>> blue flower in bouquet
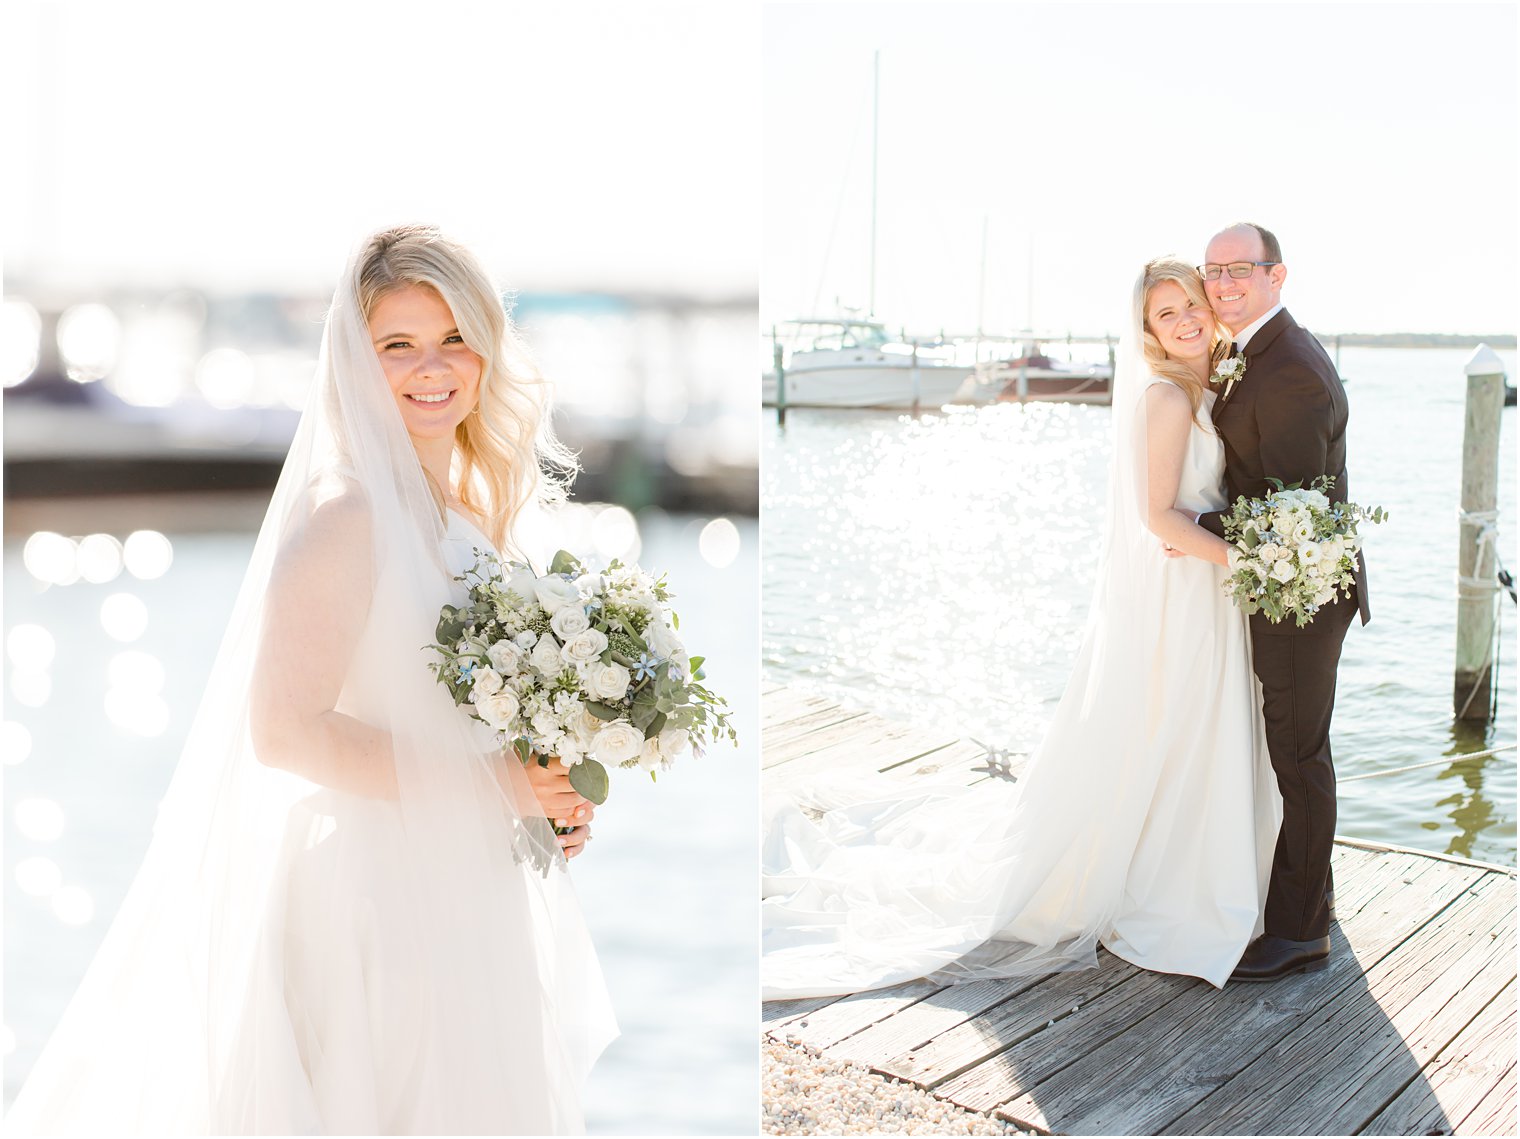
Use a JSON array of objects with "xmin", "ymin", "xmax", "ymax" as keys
[{"xmin": 633, "ymin": 653, "xmax": 660, "ymax": 681}]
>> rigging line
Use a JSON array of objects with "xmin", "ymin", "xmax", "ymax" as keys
[
  {"xmin": 1337, "ymin": 743, "xmax": 1516, "ymax": 783},
  {"xmin": 807, "ymin": 83, "xmax": 872, "ymax": 320}
]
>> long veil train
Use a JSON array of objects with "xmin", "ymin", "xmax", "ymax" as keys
[
  {"xmin": 8, "ymin": 234, "xmax": 616, "ymax": 1135},
  {"xmin": 762, "ymin": 298, "xmax": 1278, "ymax": 1000}
]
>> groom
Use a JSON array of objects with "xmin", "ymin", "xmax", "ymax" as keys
[{"xmin": 1195, "ymin": 222, "xmax": 1371, "ymax": 982}]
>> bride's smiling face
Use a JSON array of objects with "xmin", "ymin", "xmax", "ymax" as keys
[
  {"xmin": 1145, "ymin": 280, "xmax": 1213, "ymax": 364},
  {"xmin": 368, "ymin": 284, "xmax": 483, "ymax": 443}
]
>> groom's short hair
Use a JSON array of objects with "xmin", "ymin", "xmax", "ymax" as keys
[{"xmin": 1228, "ymin": 222, "xmax": 1282, "ymax": 264}]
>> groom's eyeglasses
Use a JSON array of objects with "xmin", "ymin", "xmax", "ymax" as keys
[{"xmin": 1199, "ymin": 261, "xmax": 1281, "ymax": 280}]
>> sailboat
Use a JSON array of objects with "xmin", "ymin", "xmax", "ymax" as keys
[{"xmin": 762, "ymin": 53, "xmax": 978, "ymax": 411}]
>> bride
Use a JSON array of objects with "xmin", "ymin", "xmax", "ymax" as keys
[
  {"xmin": 7, "ymin": 226, "xmax": 618, "ymax": 1134},
  {"xmin": 762, "ymin": 258, "xmax": 1281, "ymax": 998}
]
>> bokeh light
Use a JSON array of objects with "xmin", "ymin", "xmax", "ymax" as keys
[
  {"xmin": 123, "ymin": 530, "xmax": 174, "ymax": 579},
  {"xmin": 1, "ymin": 721, "xmax": 33, "ymax": 766},
  {"xmin": 22, "ymin": 532, "xmax": 79, "ymax": 586},
  {"xmin": 56, "ymin": 302, "xmax": 119, "ymax": 382},
  {"xmin": 107, "ymin": 650, "xmax": 165, "ymax": 696},
  {"xmin": 100, "ymin": 593, "xmax": 149, "ymax": 642},
  {"xmin": 592, "ymin": 505, "xmax": 641, "ymax": 561},
  {"xmin": 698, "ymin": 517, "xmax": 741, "ymax": 569},
  {"xmin": 7, "ymin": 623, "xmax": 57, "ymax": 669},
  {"xmin": 51, "ymin": 885, "xmax": 95, "ymax": 926},
  {"xmin": 103, "ymin": 690, "xmax": 171, "ymax": 738},
  {"xmin": 14, "ymin": 797, "xmax": 66, "ymax": 842},
  {"xmin": 195, "ymin": 347, "xmax": 257, "ymax": 409},
  {"xmin": 1, "ymin": 299, "xmax": 41, "ymax": 387},
  {"xmin": 15, "ymin": 856, "xmax": 63, "ymax": 898},
  {"xmin": 76, "ymin": 533, "xmax": 125, "ymax": 584}
]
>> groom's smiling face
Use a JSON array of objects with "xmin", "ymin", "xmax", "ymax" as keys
[{"xmin": 1204, "ymin": 225, "xmax": 1286, "ymax": 334}]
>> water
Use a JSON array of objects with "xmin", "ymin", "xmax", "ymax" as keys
[
  {"xmin": 3, "ymin": 510, "xmax": 758, "ymax": 1135},
  {"xmin": 763, "ymin": 346, "xmax": 1517, "ymax": 867}
]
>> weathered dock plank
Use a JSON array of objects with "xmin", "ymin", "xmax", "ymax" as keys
[
  {"xmin": 770, "ymin": 978, "xmax": 943, "ymax": 1051},
  {"xmin": 986, "ymin": 850, "xmax": 1482, "ymax": 1134},
  {"xmin": 760, "ymin": 686, "xmax": 1518, "ymax": 1136},
  {"xmin": 1361, "ymin": 979, "xmax": 1516, "ymax": 1135}
]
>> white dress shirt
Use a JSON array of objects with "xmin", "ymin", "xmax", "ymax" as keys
[{"xmin": 1232, "ymin": 302, "xmax": 1283, "ymax": 352}]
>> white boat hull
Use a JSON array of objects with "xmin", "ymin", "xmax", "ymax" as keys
[{"xmin": 761, "ymin": 359, "xmax": 981, "ymax": 409}]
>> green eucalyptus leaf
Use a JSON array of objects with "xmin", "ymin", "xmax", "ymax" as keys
[{"xmin": 568, "ymin": 759, "xmax": 609, "ymax": 805}]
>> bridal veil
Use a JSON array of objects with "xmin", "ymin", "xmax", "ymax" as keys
[
  {"xmin": 7, "ymin": 229, "xmax": 616, "ymax": 1134},
  {"xmin": 761, "ymin": 270, "xmax": 1232, "ymax": 998}
]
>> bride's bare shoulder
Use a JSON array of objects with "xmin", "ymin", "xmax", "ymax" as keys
[{"xmin": 1144, "ymin": 375, "xmax": 1190, "ymax": 408}]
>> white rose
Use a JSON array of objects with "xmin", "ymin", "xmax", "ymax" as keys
[
  {"xmin": 474, "ymin": 688, "xmax": 520, "ymax": 730},
  {"xmin": 471, "ymin": 666, "xmax": 503, "ymax": 696},
  {"xmin": 590, "ymin": 721, "xmax": 644, "ymax": 765},
  {"xmin": 572, "ymin": 707, "xmax": 602, "ymax": 746},
  {"xmin": 1258, "ymin": 543, "xmax": 1282, "ymax": 564},
  {"xmin": 587, "ymin": 661, "xmax": 631, "ymax": 701},
  {"xmin": 550, "ymin": 605, "xmax": 591, "ymax": 640},
  {"xmin": 486, "ymin": 639, "xmax": 523, "ymax": 674},
  {"xmin": 657, "ymin": 726, "xmax": 691, "ymax": 759},
  {"xmin": 637, "ymin": 735, "xmax": 663, "ymax": 772},
  {"xmin": 1270, "ymin": 560, "xmax": 1297, "ymax": 583},
  {"xmin": 505, "ymin": 565, "xmax": 539, "ymax": 604},
  {"xmin": 561, "ymin": 628, "xmax": 609, "ymax": 665},
  {"xmin": 1304, "ymin": 489, "xmax": 1331, "ymax": 510},
  {"xmin": 1320, "ymin": 536, "xmax": 1346, "ymax": 565},
  {"xmin": 646, "ymin": 618, "xmax": 685, "ymax": 662},
  {"xmin": 514, "ymin": 630, "xmax": 538, "ymax": 649},
  {"xmin": 530, "ymin": 635, "xmax": 565, "ymax": 676},
  {"xmin": 534, "ymin": 576, "xmax": 581, "ymax": 615}
]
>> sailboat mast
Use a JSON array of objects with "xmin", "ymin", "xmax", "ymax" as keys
[{"xmin": 869, "ymin": 49, "xmax": 879, "ymax": 318}]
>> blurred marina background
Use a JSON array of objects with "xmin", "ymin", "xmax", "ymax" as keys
[
  {"xmin": 3, "ymin": 2, "xmax": 758, "ymax": 1133},
  {"xmin": 763, "ymin": 3, "xmax": 1517, "ymax": 865}
]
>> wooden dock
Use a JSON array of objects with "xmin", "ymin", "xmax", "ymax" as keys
[{"xmin": 762, "ymin": 685, "xmax": 1517, "ymax": 1136}]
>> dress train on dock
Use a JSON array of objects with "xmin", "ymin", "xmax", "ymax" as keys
[{"xmin": 762, "ymin": 378, "xmax": 1281, "ymax": 999}]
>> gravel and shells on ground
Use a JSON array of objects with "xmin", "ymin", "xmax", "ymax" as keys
[{"xmin": 762, "ymin": 1037, "xmax": 1032, "ymax": 1135}]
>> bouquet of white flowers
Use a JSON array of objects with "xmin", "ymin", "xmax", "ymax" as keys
[
  {"xmin": 1221, "ymin": 476, "xmax": 1386, "ymax": 628},
  {"xmin": 427, "ymin": 549, "xmax": 735, "ymax": 804}
]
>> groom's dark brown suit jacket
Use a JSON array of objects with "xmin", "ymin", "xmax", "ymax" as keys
[{"xmin": 1198, "ymin": 307, "xmax": 1371, "ymax": 630}]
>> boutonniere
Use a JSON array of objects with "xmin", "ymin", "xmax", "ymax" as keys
[{"xmin": 1213, "ymin": 354, "xmax": 1247, "ymax": 400}]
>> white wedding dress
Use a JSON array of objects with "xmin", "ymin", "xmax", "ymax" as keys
[
  {"xmin": 216, "ymin": 508, "xmax": 616, "ymax": 1134},
  {"xmin": 7, "ymin": 235, "xmax": 616, "ymax": 1137},
  {"xmin": 762, "ymin": 379, "xmax": 1281, "ymax": 998}
]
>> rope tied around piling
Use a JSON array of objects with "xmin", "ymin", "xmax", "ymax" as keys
[{"xmin": 1456, "ymin": 507, "xmax": 1506, "ymax": 600}]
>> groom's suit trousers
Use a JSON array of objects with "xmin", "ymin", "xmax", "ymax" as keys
[
  {"xmin": 1250, "ymin": 594, "xmax": 1355, "ymax": 941},
  {"xmin": 1200, "ymin": 307, "xmax": 1368, "ymax": 945}
]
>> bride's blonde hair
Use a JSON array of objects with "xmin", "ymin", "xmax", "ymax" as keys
[
  {"xmin": 356, "ymin": 224, "xmax": 577, "ymax": 551},
  {"xmin": 1134, "ymin": 257, "xmax": 1230, "ymax": 426}
]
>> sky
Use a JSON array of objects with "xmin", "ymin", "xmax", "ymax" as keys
[
  {"xmin": 3, "ymin": 2, "xmax": 759, "ymax": 297},
  {"xmin": 762, "ymin": 1, "xmax": 1519, "ymax": 337}
]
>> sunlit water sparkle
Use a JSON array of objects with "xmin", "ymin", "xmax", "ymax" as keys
[
  {"xmin": 3, "ymin": 513, "xmax": 758, "ymax": 1135},
  {"xmin": 764, "ymin": 346, "xmax": 1516, "ymax": 867}
]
